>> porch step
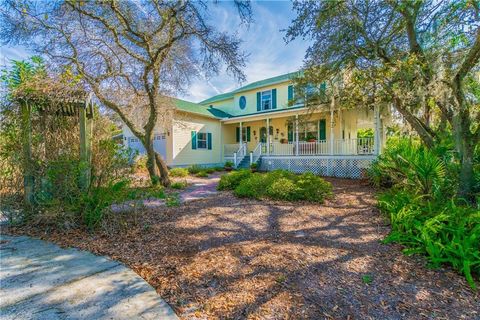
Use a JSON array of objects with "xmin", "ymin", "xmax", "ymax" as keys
[{"xmin": 236, "ymin": 156, "xmax": 251, "ymax": 169}]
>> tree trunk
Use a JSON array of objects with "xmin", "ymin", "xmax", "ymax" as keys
[
  {"xmin": 143, "ymin": 135, "xmax": 160, "ymax": 185},
  {"xmin": 458, "ymin": 138, "xmax": 475, "ymax": 202},
  {"xmin": 154, "ymin": 152, "xmax": 171, "ymax": 187}
]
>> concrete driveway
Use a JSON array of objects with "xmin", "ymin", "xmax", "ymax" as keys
[{"xmin": 0, "ymin": 234, "xmax": 178, "ymax": 320}]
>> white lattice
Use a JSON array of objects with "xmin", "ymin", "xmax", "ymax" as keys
[{"xmin": 259, "ymin": 156, "xmax": 375, "ymax": 179}]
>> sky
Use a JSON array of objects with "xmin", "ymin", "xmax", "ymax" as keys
[{"xmin": 0, "ymin": 0, "xmax": 310, "ymax": 103}]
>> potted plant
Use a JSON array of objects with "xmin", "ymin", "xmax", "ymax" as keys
[
  {"xmin": 250, "ymin": 162, "xmax": 258, "ymax": 172},
  {"xmin": 280, "ymin": 138, "xmax": 288, "ymax": 144},
  {"xmin": 224, "ymin": 161, "xmax": 234, "ymax": 171},
  {"xmin": 306, "ymin": 133, "xmax": 317, "ymax": 142}
]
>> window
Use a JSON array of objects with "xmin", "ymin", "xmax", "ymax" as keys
[
  {"xmin": 154, "ymin": 134, "xmax": 165, "ymax": 140},
  {"xmin": 129, "ymin": 137, "xmax": 139, "ymax": 143},
  {"xmin": 239, "ymin": 96, "xmax": 246, "ymax": 109},
  {"xmin": 261, "ymin": 90, "xmax": 272, "ymax": 110},
  {"xmin": 197, "ymin": 132, "xmax": 207, "ymax": 149},
  {"xmin": 299, "ymin": 121, "xmax": 318, "ymax": 141}
]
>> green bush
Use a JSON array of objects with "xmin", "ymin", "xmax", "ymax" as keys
[
  {"xmin": 169, "ymin": 168, "xmax": 189, "ymax": 177},
  {"xmin": 222, "ymin": 169, "xmax": 332, "ymax": 203},
  {"xmin": 266, "ymin": 177, "xmax": 298, "ymax": 200},
  {"xmin": 217, "ymin": 169, "xmax": 252, "ymax": 190},
  {"xmin": 369, "ymin": 137, "xmax": 448, "ymax": 199},
  {"xmin": 196, "ymin": 171, "xmax": 208, "ymax": 178},
  {"xmin": 234, "ymin": 173, "xmax": 268, "ymax": 199},
  {"xmin": 205, "ymin": 168, "xmax": 215, "ymax": 174},
  {"xmin": 213, "ymin": 166, "xmax": 225, "ymax": 172},
  {"xmin": 170, "ymin": 181, "xmax": 187, "ymax": 189},
  {"xmin": 294, "ymin": 172, "xmax": 333, "ymax": 202},
  {"xmin": 379, "ymin": 189, "xmax": 480, "ymax": 289},
  {"xmin": 188, "ymin": 164, "xmax": 203, "ymax": 174}
]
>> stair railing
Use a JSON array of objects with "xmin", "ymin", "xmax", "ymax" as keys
[
  {"xmin": 234, "ymin": 142, "xmax": 247, "ymax": 168},
  {"xmin": 250, "ymin": 142, "xmax": 262, "ymax": 165}
]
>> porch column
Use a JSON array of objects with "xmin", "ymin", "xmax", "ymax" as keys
[
  {"xmin": 329, "ymin": 95, "xmax": 335, "ymax": 155},
  {"xmin": 295, "ymin": 114, "xmax": 299, "ymax": 156},
  {"xmin": 239, "ymin": 121, "xmax": 243, "ymax": 146},
  {"xmin": 266, "ymin": 118, "xmax": 270, "ymax": 155},
  {"xmin": 374, "ymin": 105, "xmax": 380, "ymax": 155}
]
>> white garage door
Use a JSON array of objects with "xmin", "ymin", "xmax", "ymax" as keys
[
  {"xmin": 128, "ymin": 137, "xmax": 146, "ymax": 154},
  {"xmin": 153, "ymin": 133, "xmax": 167, "ymax": 160}
]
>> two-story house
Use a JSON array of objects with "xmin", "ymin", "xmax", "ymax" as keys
[{"xmin": 122, "ymin": 72, "xmax": 390, "ymax": 178}]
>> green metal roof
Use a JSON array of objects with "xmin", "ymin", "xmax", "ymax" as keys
[
  {"xmin": 174, "ymin": 98, "xmax": 231, "ymax": 119},
  {"xmin": 199, "ymin": 71, "xmax": 302, "ymax": 105},
  {"xmin": 198, "ymin": 92, "xmax": 234, "ymax": 105},
  {"xmin": 233, "ymin": 71, "xmax": 302, "ymax": 94}
]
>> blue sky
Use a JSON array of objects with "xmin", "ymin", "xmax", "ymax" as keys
[{"xmin": 0, "ymin": 1, "xmax": 309, "ymax": 103}]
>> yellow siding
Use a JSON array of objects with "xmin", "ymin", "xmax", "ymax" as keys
[
  {"xmin": 171, "ymin": 113, "xmax": 222, "ymax": 166},
  {"xmin": 221, "ymin": 107, "xmax": 377, "ymax": 152}
]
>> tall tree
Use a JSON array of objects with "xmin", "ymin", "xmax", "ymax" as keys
[
  {"xmin": 286, "ymin": 0, "xmax": 479, "ymax": 200},
  {"xmin": 1, "ymin": 0, "xmax": 249, "ymax": 186}
]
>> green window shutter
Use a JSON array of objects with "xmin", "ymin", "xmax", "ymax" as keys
[
  {"xmin": 236, "ymin": 127, "xmax": 240, "ymax": 142},
  {"xmin": 288, "ymin": 124, "xmax": 293, "ymax": 142},
  {"xmin": 272, "ymin": 88, "xmax": 277, "ymax": 109},
  {"xmin": 207, "ymin": 132, "xmax": 212, "ymax": 150},
  {"xmin": 319, "ymin": 119, "xmax": 326, "ymax": 140},
  {"xmin": 191, "ymin": 131, "xmax": 197, "ymax": 149},
  {"xmin": 246, "ymin": 127, "xmax": 251, "ymax": 142},
  {"xmin": 256, "ymin": 92, "xmax": 261, "ymax": 111},
  {"xmin": 288, "ymin": 85, "xmax": 293, "ymax": 101}
]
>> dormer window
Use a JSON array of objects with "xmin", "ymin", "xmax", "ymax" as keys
[{"xmin": 261, "ymin": 90, "xmax": 272, "ymax": 110}]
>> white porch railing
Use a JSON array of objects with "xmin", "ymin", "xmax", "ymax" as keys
[
  {"xmin": 250, "ymin": 142, "xmax": 262, "ymax": 165},
  {"xmin": 224, "ymin": 143, "xmax": 247, "ymax": 167},
  {"xmin": 260, "ymin": 138, "xmax": 374, "ymax": 156}
]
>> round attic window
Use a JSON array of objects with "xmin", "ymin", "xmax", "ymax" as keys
[{"xmin": 239, "ymin": 96, "xmax": 246, "ymax": 110}]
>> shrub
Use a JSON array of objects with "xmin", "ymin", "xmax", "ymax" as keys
[
  {"xmin": 205, "ymin": 168, "xmax": 215, "ymax": 174},
  {"xmin": 196, "ymin": 171, "xmax": 208, "ymax": 178},
  {"xmin": 294, "ymin": 172, "xmax": 333, "ymax": 203},
  {"xmin": 266, "ymin": 178, "xmax": 298, "ymax": 201},
  {"xmin": 133, "ymin": 155, "xmax": 148, "ymax": 174},
  {"xmin": 171, "ymin": 181, "xmax": 187, "ymax": 189},
  {"xmin": 379, "ymin": 189, "xmax": 480, "ymax": 289},
  {"xmin": 225, "ymin": 169, "xmax": 332, "ymax": 203},
  {"xmin": 234, "ymin": 173, "xmax": 268, "ymax": 198},
  {"xmin": 169, "ymin": 168, "xmax": 189, "ymax": 177},
  {"xmin": 217, "ymin": 169, "xmax": 251, "ymax": 190},
  {"xmin": 213, "ymin": 166, "xmax": 225, "ymax": 172},
  {"xmin": 250, "ymin": 163, "xmax": 258, "ymax": 169},
  {"xmin": 369, "ymin": 137, "xmax": 447, "ymax": 199},
  {"xmin": 224, "ymin": 161, "xmax": 234, "ymax": 168},
  {"xmin": 188, "ymin": 164, "xmax": 203, "ymax": 174}
]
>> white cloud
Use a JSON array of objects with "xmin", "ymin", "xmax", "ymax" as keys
[{"xmin": 0, "ymin": 46, "xmax": 31, "ymax": 66}]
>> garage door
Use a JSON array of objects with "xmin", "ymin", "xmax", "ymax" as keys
[
  {"xmin": 128, "ymin": 137, "xmax": 146, "ymax": 154},
  {"xmin": 153, "ymin": 133, "xmax": 167, "ymax": 160}
]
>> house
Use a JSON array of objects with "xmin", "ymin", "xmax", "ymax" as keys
[{"xmin": 122, "ymin": 72, "xmax": 390, "ymax": 178}]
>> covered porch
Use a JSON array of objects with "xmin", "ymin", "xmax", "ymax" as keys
[{"xmin": 222, "ymin": 106, "xmax": 384, "ymax": 168}]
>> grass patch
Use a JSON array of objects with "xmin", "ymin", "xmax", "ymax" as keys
[
  {"xmin": 170, "ymin": 181, "xmax": 188, "ymax": 189},
  {"xmin": 169, "ymin": 168, "xmax": 189, "ymax": 177}
]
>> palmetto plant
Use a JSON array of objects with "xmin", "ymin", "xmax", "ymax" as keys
[{"xmin": 370, "ymin": 137, "xmax": 447, "ymax": 198}]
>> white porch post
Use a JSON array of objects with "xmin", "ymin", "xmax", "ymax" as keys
[
  {"xmin": 295, "ymin": 114, "xmax": 299, "ymax": 156},
  {"xmin": 266, "ymin": 118, "xmax": 270, "ymax": 155},
  {"xmin": 374, "ymin": 105, "xmax": 380, "ymax": 155},
  {"xmin": 330, "ymin": 95, "xmax": 335, "ymax": 155},
  {"xmin": 239, "ymin": 121, "xmax": 243, "ymax": 146}
]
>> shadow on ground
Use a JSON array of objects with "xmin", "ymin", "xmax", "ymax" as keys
[{"xmin": 3, "ymin": 178, "xmax": 479, "ymax": 319}]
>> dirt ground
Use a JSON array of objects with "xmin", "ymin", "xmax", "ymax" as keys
[{"xmin": 4, "ymin": 178, "xmax": 479, "ymax": 320}]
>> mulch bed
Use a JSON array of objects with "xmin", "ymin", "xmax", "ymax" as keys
[{"xmin": 3, "ymin": 178, "xmax": 479, "ymax": 319}]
